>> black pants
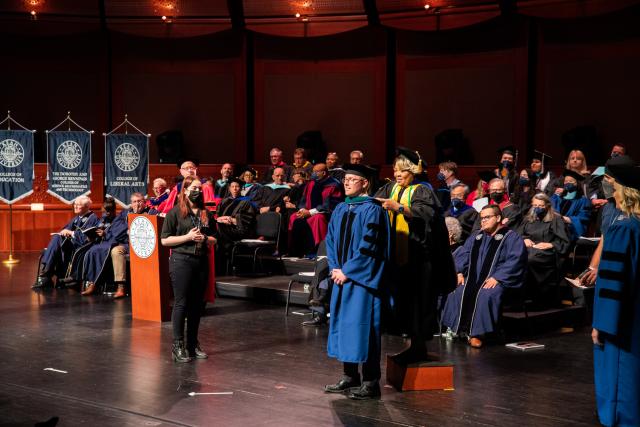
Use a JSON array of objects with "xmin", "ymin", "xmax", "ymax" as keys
[
  {"xmin": 169, "ymin": 253, "xmax": 208, "ymax": 350},
  {"xmin": 343, "ymin": 325, "xmax": 381, "ymax": 385}
]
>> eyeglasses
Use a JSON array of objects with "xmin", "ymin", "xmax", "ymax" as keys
[
  {"xmin": 342, "ymin": 177, "xmax": 364, "ymax": 184},
  {"xmin": 480, "ymin": 214, "xmax": 497, "ymax": 221},
  {"xmin": 181, "ymin": 166, "xmax": 197, "ymax": 171}
]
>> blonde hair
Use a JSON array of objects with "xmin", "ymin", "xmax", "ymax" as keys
[
  {"xmin": 393, "ymin": 155, "xmax": 422, "ymax": 175},
  {"xmin": 565, "ymin": 150, "xmax": 589, "ymax": 175},
  {"xmin": 614, "ymin": 181, "xmax": 640, "ymax": 217}
]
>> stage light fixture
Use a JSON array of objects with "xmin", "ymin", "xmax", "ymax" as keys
[
  {"xmin": 424, "ymin": 3, "xmax": 431, "ymax": 10},
  {"xmin": 295, "ymin": 12, "xmax": 301, "ymax": 18},
  {"xmin": 23, "ymin": 0, "xmax": 44, "ymax": 17}
]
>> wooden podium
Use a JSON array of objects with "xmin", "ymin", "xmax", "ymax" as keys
[{"xmin": 128, "ymin": 214, "xmax": 172, "ymax": 322}]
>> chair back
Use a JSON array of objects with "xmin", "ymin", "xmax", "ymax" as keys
[
  {"xmin": 255, "ymin": 212, "xmax": 281, "ymax": 243},
  {"xmin": 317, "ymin": 240, "xmax": 327, "ymax": 257}
]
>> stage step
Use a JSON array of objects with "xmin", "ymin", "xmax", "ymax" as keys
[{"xmin": 216, "ymin": 275, "xmax": 311, "ymax": 307}]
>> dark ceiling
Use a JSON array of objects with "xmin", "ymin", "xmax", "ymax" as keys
[{"xmin": 0, "ymin": 0, "xmax": 637, "ymax": 37}]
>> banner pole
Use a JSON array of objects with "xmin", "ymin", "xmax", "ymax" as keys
[{"xmin": 2, "ymin": 203, "xmax": 20, "ymax": 265}]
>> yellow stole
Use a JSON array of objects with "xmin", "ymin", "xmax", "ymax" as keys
[{"xmin": 388, "ymin": 183, "xmax": 420, "ymax": 266}]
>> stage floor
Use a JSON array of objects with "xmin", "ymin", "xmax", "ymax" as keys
[{"xmin": 1, "ymin": 253, "xmax": 599, "ymax": 426}]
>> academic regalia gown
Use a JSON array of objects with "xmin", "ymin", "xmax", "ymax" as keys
[
  {"xmin": 216, "ymin": 196, "xmax": 257, "ymax": 248},
  {"xmin": 374, "ymin": 181, "xmax": 457, "ymax": 341},
  {"xmin": 518, "ymin": 214, "xmax": 570, "ymax": 304},
  {"xmin": 41, "ymin": 211, "xmax": 100, "ymax": 275},
  {"xmin": 550, "ymin": 194, "xmax": 592, "ymax": 241},
  {"xmin": 444, "ymin": 204, "xmax": 478, "ymax": 242},
  {"xmin": 147, "ymin": 190, "xmax": 170, "ymax": 212},
  {"xmin": 66, "ymin": 213, "xmax": 116, "ymax": 281},
  {"xmin": 260, "ymin": 184, "xmax": 290, "ymax": 212},
  {"xmin": 441, "ymin": 228, "xmax": 527, "ymax": 337},
  {"xmin": 593, "ymin": 216, "xmax": 640, "ymax": 427},
  {"xmin": 326, "ymin": 197, "xmax": 391, "ymax": 363}
]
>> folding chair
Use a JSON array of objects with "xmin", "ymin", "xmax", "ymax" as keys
[
  {"xmin": 230, "ymin": 212, "xmax": 281, "ymax": 275},
  {"xmin": 286, "ymin": 241, "xmax": 328, "ymax": 316}
]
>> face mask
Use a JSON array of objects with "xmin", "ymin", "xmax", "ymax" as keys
[
  {"xmin": 564, "ymin": 191, "xmax": 577, "ymax": 200},
  {"xmin": 437, "ymin": 172, "xmax": 447, "ymax": 182},
  {"xmin": 451, "ymin": 198, "xmax": 464, "ymax": 209},
  {"xmin": 490, "ymin": 192, "xmax": 504, "ymax": 203},
  {"xmin": 602, "ymin": 180, "xmax": 614, "ymax": 199},
  {"xmin": 563, "ymin": 183, "xmax": 577, "ymax": 193},
  {"xmin": 188, "ymin": 190, "xmax": 202, "ymax": 203},
  {"xmin": 310, "ymin": 172, "xmax": 320, "ymax": 181},
  {"xmin": 611, "ymin": 152, "xmax": 620, "ymax": 158},
  {"xmin": 519, "ymin": 177, "xmax": 530, "ymax": 186},
  {"xmin": 533, "ymin": 207, "xmax": 546, "ymax": 218},
  {"xmin": 501, "ymin": 161, "xmax": 513, "ymax": 171}
]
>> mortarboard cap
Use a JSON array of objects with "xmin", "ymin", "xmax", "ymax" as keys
[
  {"xmin": 605, "ymin": 155, "xmax": 636, "ymax": 176},
  {"xmin": 497, "ymin": 145, "xmax": 516, "ymax": 156},
  {"xmin": 562, "ymin": 169, "xmax": 586, "ymax": 181},
  {"xmin": 606, "ymin": 163, "xmax": 640, "ymax": 191},
  {"xmin": 343, "ymin": 163, "xmax": 376, "ymax": 179},
  {"xmin": 395, "ymin": 146, "xmax": 422, "ymax": 167}
]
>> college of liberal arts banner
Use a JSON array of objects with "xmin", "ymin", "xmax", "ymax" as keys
[
  {"xmin": 0, "ymin": 130, "xmax": 34, "ymax": 204},
  {"xmin": 105, "ymin": 133, "xmax": 148, "ymax": 207},
  {"xmin": 46, "ymin": 131, "xmax": 92, "ymax": 204}
]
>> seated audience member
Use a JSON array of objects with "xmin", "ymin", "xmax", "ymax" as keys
[
  {"xmin": 466, "ymin": 170, "xmax": 495, "ymax": 209},
  {"xmin": 530, "ymin": 151, "xmax": 555, "ymax": 195},
  {"xmin": 435, "ymin": 161, "xmax": 462, "ymax": 210},
  {"xmin": 326, "ymin": 152, "xmax": 345, "ymax": 182},
  {"xmin": 81, "ymin": 192, "xmax": 157, "ymax": 297},
  {"xmin": 215, "ymin": 163, "xmax": 234, "ymax": 198},
  {"xmin": 494, "ymin": 146, "xmax": 518, "ymax": 195},
  {"xmin": 288, "ymin": 163, "xmax": 343, "ymax": 257},
  {"xmin": 510, "ymin": 169, "xmax": 538, "ymax": 214},
  {"xmin": 551, "ymin": 169, "xmax": 592, "ymax": 242},
  {"xmin": 518, "ymin": 193, "xmax": 570, "ymax": 307},
  {"xmin": 259, "ymin": 167, "xmax": 290, "ymax": 214},
  {"xmin": 551, "ymin": 149, "xmax": 591, "ymax": 195},
  {"xmin": 441, "ymin": 205, "xmax": 527, "ymax": 348},
  {"xmin": 262, "ymin": 147, "xmax": 293, "ymax": 184},
  {"xmin": 445, "ymin": 217, "xmax": 464, "ymax": 251},
  {"xmin": 162, "ymin": 159, "xmax": 214, "ymax": 213},
  {"xmin": 349, "ymin": 150, "xmax": 364, "ymax": 165},
  {"xmin": 472, "ymin": 178, "xmax": 521, "ymax": 230},
  {"xmin": 34, "ymin": 196, "xmax": 99, "ymax": 289},
  {"xmin": 148, "ymin": 178, "xmax": 170, "ymax": 212},
  {"xmin": 215, "ymin": 179, "xmax": 257, "ymax": 265},
  {"xmin": 238, "ymin": 167, "xmax": 264, "ymax": 206},
  {"xmin": 292, "ymin": 148, "xmax": 313, "ymax": 176},
  {"xmin": 64, "ymin": 197, "xmax": 118, "ymax": 286},
  {"xmin": 444, "ymin": 183, "xmax": 477, "ymax": 242}
]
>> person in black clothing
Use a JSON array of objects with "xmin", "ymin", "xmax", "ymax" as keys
[{"xmin": 161, "ymin": 175, "xmax": 217, "ymax": 363}]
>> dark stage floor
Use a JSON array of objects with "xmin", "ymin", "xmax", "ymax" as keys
[{"xmin": 0, "ymin": 253, "xmax": 599, "ymax": 426}]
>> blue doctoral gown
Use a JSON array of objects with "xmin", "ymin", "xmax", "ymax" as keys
[
  {"xmin": 41, "ymin": 212, "xmax": 100, "ymax": 272},
  {"xmin": 593, "ymin": 215, "xmax": 640, "ymax": 427},
  {"xmin": 441, "ymin": 228, "xmax": 527, "ymax": 337},
  {"xmin": 82, "ymin": 208, "xmax": 156, "ymax": 283},
  {"xmin": 326, "ymin": 197, "xmax": 391, "ymax": 363},
  {"xmin": 550, "ymin": 194, "xmax": 592, "ymax": 241}
]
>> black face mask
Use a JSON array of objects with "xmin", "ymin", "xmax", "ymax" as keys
[
  {"xmin": 501, "ymin": 161, "xmax": 514, "ymax": 171},
  {"xmin": 188, "ymin": 190, "xmax": 203, "ymax": 204},
  {"xmin": 451, "ymin": 198, "xmax": 465, "ymax": 209},
  {"xmin": 490, "ymin": 192, "xmax": 504, "ymax": 203},
  {"xmin": 519, "ymin": 177, "xmax": 530, "ymax": 186}
]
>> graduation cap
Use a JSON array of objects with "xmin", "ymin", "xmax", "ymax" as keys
[
  {"xmin": 343, "ymin": 163, "xmax": 376, "ymax": 179},
  {"xmin": 497, "ymin": 145, "xmax": 516, "ymax": 156},
  {"xmin": 606, "ymin": 163, "xmax": 640, "ymax": 191},
  {"xmin": 395, "ymin": 146, "xmax": 422, "ymax": 167},
  {"xmin": 605, "ymin": 155, "xmax": 636, "ymax": 176},
  {"xmin": 562, "ymin": 169, "xmax": 586, "ymax": 181},
  {"xmin": 477, "ymin": 170, "xmax": 498, "ymax": 183},
  {"xmin": 227, "ymin": 177, "xmax": 243, "ymax": 187},
  {"xmin": 530, "ymin": 150, "xmax": 552, "ymax": 173},
  {"xmin": 238, "ymin": 166, "xmax": 258, "ymax": 178}
]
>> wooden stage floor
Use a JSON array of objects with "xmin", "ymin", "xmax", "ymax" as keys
[{"xmin": 0, "ymin": 253, "xmax": 599, "ymax": 426}]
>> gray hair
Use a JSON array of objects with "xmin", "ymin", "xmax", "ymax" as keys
[
  {"xmin": 525, "ymin": 192, "xmax": 555, "ymax": 223},
  {"xmin": 270, "ymin": 147, "xmax": 283, "ymax": 156},
  {"xmin": 153, "ymin": 177, "xmax": 167, "ymax": 187},
  {"xmin": 74, "ymin": 195, "xmax": 92, "ymax": 207},
  {"xmin": 350, "ymin": 150, "xmax": 364, "ymax": 158},
  {"xmin": 445, "ymin": 216, "xmax": 463, "ymax": 244}
]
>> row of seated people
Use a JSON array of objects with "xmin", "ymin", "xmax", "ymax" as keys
[{"xmin": 33, "ymin": 193, "xmax": 156, "ymax": 297}]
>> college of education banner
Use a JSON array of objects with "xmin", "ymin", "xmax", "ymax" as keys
[
  {"xmin": 46, "ymin": 131, "xmax": 92, "ymax": 204},
  {"xmin": 0, "ymin": 130, "xmax": 35, "ymax": 204},
  {"xmin": 105, "ymin": 133, "xmax": 149, "ymax": 207}
]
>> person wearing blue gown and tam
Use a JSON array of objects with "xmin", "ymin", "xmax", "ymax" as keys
[
  {"xmin": 550, "ymin": 169, "xmax": 592, "ymax": 241},
  {"xmin": 324, "ymin": 164, "xmax": 391, "ymax": 401},
  {"xmin": 441, "ymin": 204, "xmax": 527, "ymax": 348},
  {"xmin": 34, "ymin": 195, "xmax": 99, "ymax": 289},
  {"xmin": 80, "ymin": 192, "xmax": 157, "ymax": 297},
  {"xmin": 592, "ymin": 161, "xmax": 640, "ymax": 427}
]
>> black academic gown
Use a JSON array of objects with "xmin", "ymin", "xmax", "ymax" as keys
[
  {"xmin": 374, "ymin": 182, "xmax": 457, "ymax": 342},
  {"xmin": 518, "ymin": 214, "xmax": 570, "ymax": 305}
]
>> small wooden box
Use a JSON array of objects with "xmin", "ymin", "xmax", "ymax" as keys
[{"xmin": 386, "ymin": 353, "xmax": 454, "ymax": 391}]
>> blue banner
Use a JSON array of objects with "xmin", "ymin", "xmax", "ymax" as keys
[
  {"xmin": 0, "ymin": 130, "xmax": 34, "ymax": 204},
  {"xmin": 46, "ymin": 131, "xmax": 92, "ymax": 204},
  {"xmin": 105, "ymin": 133, "xmax": 148, "ymax": 207}
]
